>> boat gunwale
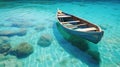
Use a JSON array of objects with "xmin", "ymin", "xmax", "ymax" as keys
[{"xmin": 56, "ymin": 10, "xmax": 103, "ymax": 33}]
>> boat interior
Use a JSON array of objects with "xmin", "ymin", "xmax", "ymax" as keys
[{"xmin": 57, "ymin": 12, "xmax": 100, "ymax": 32}]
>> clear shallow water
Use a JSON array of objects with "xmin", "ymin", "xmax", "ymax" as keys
[{"xmin": 0, "ymin": 1, "xmax": 120, "ymax": 67}]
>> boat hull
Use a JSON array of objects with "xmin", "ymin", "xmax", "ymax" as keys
[{"xmin": 57, "ymin": 22, "xmax": 104, "ymax": 44}]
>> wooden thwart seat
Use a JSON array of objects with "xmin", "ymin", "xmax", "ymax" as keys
[
  {"xmin": 68, "ymin": 20, "xmax": 80, "ymax": 23},
  {"xmin": 78, "ymin": 23, "xmax": 86, "ymax": 25},
  {"xmin": 63, "ymin": 24, "xmax": 77, "ymax": 29},
  {"xmin": 62, "ymin": 22, "xmax": 86, "ymax": 26},
  {"xmin": 75, "ymin": 27, "xmax": 97, "ymax": 32},
  {"xmin": 61, "ymin": 20, "xmax": 80, "ymax": 24}
]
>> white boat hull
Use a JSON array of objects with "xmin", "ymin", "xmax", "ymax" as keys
[{"xmin": 58, "ymin": 22, "xmax": 104, "ymax": 44}]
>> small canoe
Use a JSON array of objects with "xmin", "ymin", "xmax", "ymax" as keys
[{"xmin": 56, "ymin": 9, "xmax": 104, "ymax": 44}]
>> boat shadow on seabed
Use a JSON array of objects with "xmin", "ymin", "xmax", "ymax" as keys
[{"xmin": 52, "ymin": 23, "xmax": 100, "ymax": 67}]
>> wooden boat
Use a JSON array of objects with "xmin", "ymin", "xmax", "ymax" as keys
[{"xmin": 56, "ymin": 9, "xmax": 104, "ymax": 44}]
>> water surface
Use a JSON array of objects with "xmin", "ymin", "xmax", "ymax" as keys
[{"xmin": 0, "ymin": 1, "xmax": 120, "ymax": 67}]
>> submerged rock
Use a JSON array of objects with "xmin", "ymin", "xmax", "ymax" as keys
[
  {"xmin": 10, "ymin": 42, "xmax": 33, "ymax": 58},
  {"xmin": 35, "ymin": 25, "xmax": 45, "ymax": 32},
  {"xmin": 37, "ymin": 33, "xmax": 53, "ymax": 47},
  {"xmin": 0, "ymin": 44, "xmax": 11, "ymax": 55},
  {"xmin": 0, "ymin": 28, "xmax": 27, "ymax": 37},
  {"xmin": 11, "ymin": 22, "xmax": 34, "ymax": 28},
  {"xmin": 0, "ymin": 36, "xmax": 9, "ymax": 45},
  {"xmin": 6, "ymin": 17, "xmax": 35, "ymax": 28},
  {"xmin": 0, "ymin": 55, "xmax": 23, "ymax": 67}
]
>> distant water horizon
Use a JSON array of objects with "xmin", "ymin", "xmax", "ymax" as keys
[{"xmin": 0, "ymin": 0, "xmax": 120, "ymax": 2}]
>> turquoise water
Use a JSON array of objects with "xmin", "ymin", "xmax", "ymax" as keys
[{"xmin": 0, "ymin": 1, "xmax": 120, "ymax": 67}]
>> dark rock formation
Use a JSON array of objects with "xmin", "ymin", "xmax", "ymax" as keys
[
  {"xmin": 37, "ymin": 33, "xmax": 53, "ymax": 47},
  {"xmin": 0, "ymin": 44, "xmax": 11, "ymax": 55},
  {"xmin": 10, "ymin": 42, "xmax": 33, "ymax": 58}
]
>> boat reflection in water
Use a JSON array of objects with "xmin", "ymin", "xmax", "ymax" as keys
[{"xmin": 56, "ymin": 22, "xmax": 100, "ymax": 62}]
